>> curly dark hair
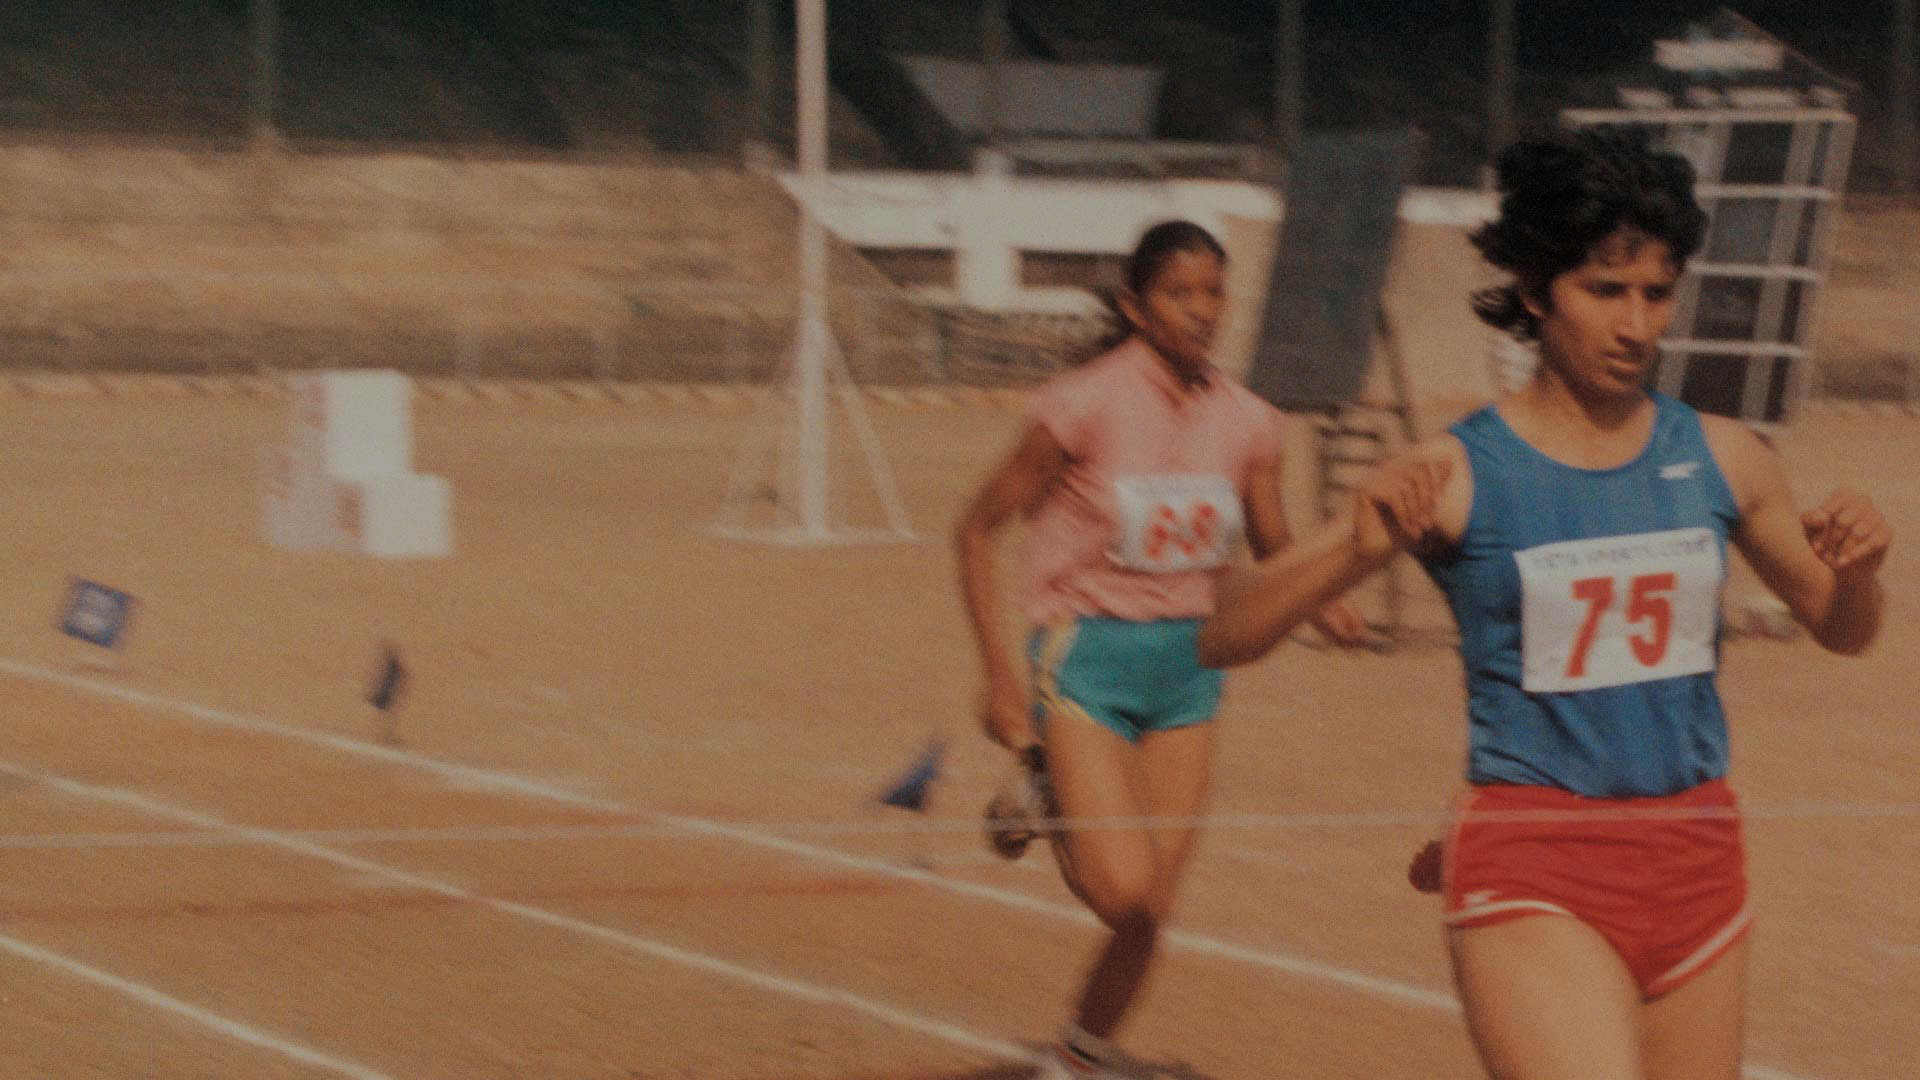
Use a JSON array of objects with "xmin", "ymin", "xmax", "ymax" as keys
[{"xmin": 1470, "ymin": 127, "xmax": 1708, "ymax": 340}]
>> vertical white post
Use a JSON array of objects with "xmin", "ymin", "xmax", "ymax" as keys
[
  {"xmin": 712, "ymin": 0, "xmax": 914, "ymax": 546},
  {"xmin": 957, "ymin": 151, "xmax": 1018, "ymax": 309},
  {"xmin": 795, "ymin": 0, "xmax": 831, "ymax": 539}
]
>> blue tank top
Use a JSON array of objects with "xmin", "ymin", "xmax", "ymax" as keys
[{"xmin": 1417, "ymin": 393, "xmax": 1741, "ymax": 797}]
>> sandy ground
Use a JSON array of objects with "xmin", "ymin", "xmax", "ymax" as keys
[{"xmin": 0, "ymin": 389, "xmax": 1914, "ymax": 1080}]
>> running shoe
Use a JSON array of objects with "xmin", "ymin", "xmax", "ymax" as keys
[{"xmin": 984, "ymin": 745, "xmax": 1053, "ymax": 860}]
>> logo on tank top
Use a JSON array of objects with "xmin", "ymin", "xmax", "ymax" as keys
[{"xmin": 1659, "ymin": 461, "xmax": 1701, "ymax": 481}]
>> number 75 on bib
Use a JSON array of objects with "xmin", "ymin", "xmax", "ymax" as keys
[{"xmin": 1517, "ymin": 527, "xmax": 1723, "ymax": 694}]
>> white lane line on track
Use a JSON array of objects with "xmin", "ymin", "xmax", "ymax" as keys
[
  {"xmin": 0, "ymin": 658, "xmax": 1454, "ymax": 1009},
  {"xmin": 0, "ymin": 823, "xmax": 1031, "ymax": 864},
  {"xmin": 0, "ymin": 930, "xmax": 396, "ymax": 1080},
  {"xmin": 5, "ymin": 803, "xmax": 1916, "ymax": 848},
  {"xmin": 662, "ymin": 810, "xmax": 1465, "ymax": 1013},
  {"xmin": 0, "ymin": 659, "xmax": 1819, "ymax": 1080},
  {"xmin": 0, "ymin": 759, "xmax": 1041, "ymax": 1070},
  {"xmin": 0, "ymin": 660, "xmax": 629, "ymax": 813}
]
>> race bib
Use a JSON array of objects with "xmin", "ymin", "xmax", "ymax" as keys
[
  {"xmin": 1516, "ymin": 527, "xmax": 1723, "ymax": 693},
  {"xmin": 1108, "ymin": 475, "xmax": 1242, "ymax": 573}
]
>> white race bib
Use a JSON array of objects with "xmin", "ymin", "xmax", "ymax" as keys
[
  {"xmin": 1108, "ymin": 474, "xmax": 1242, "ymax": 573},
  {"xmin": 1516, "ymin": 527, "xmax": 1723, "ymax": 693}
]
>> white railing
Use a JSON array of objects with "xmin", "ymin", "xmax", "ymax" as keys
[{"xmin": 779, "ymin": 165, "xmax": 1497, "ymax": 312}]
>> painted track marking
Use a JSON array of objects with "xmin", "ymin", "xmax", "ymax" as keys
[
  {"xmin": 0, "ymin": 929, "xmax": 397, "ymax": 1080},
  {"xmin": 0, "ymin": 759, "xmax": 1041, "ymax": 1070},
  {"xmin": 0, "ymin": 659, "xmax": 1820, "ymax": 1079}
]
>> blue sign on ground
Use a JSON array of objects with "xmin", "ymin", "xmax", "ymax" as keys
[{"xmin": 60, "ymin": 579, "xmax": 134, "ymax": 649}]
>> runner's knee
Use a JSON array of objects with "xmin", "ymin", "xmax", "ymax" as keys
[{"xmin": 1074, "ymin": 861, "xmax": 1163, "ymax": 931}]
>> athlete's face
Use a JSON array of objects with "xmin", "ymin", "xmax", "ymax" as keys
[
  {"xmin": 1119, "ymin": 248, "xmax": 1227, "ymax": 378},
  {"xmin": 1528, "ymin": 229, "xmax": 1679, "ymax": 401}
]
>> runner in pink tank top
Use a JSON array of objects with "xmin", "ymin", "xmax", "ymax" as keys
[
  {"xmin": 1020, "ymin": 334, "xmax": 1290, "ymax": 625},
  {"xmin": 955, "ymin": 220, "xmax": 1371, "ymax": 1078}
]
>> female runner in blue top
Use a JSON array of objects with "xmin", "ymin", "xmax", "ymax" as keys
[{"xmin": 1198, "ymin": 128, "xmax": 1891, "ymax": 1079}]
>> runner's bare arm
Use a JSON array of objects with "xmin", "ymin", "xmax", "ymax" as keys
[
  {"xmin": 1242, "ymin": 456, "xmax": 1371, "ymax": 646},
  {"xmin": 1703, "ymin": 416, "xmax": 1890, "ymax": 655},
  {"xmin": 1200, "ymin": 451, "xmax": 1453, "ymax": 667},
  {"xmin": 1241, "ymin": 455, "xmax": 1292, "ymax": 559},
  {"xmin": 956, "ymin": 422, "xmax": 1069, "ymax": 748}
]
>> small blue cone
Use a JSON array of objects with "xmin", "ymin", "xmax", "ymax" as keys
[{"xmin": 877, "ymin": 739, "xmax": 944, "ymax": 812}]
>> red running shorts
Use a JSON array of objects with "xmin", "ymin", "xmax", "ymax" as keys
[{"xmin": 1442, "ymin": 778, "xmax": 1750, "ymax": 999}]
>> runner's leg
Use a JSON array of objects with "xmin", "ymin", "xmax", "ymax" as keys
[
  {"xmin": 1641, "ymin": 935, "xmax": 1748, "ymax": 1080},
  {"xmin": 1449, "ymin": 916, "xmax": 1643, "ymax": 1080}
]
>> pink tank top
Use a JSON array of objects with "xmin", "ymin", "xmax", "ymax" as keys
[{"xmin": 1020, "ymin": 338, "xmax": 1286, "ymax": 624}]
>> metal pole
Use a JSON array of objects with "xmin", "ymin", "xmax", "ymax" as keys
[
  {"xmin": 249, "ymin": 0, "xmax": 279, "ymax": 145},
  {"xmin": 1275, "ymin": 0, "xmax": 1304, "ymax": 162},
  {"xmin": 1896, "ymin": 0, "xmax": 1917, "ymax": 194},
  {"xmin": 797, "ymin": 0, "xmax": 828, "ymax": 177},
  {"xmin": 795, "ymin": 0, "xmax": 831, "ymax": 538},
  {"xmin": 1486, "ymin": 0, "xmax": 1515, "ymax": 184}
]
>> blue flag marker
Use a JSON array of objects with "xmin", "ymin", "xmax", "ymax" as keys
[
  {"xmin": 367, "ymin": 644, "xmax": 409, "ymax": 745},
  {"xmin": 877, "ymin": 739, "xmax": 944, "ymax": 813},
  {"xmin": 59, "ymin": 580, "xmax": 134, "ymax": 650},
  {"xmin": 368, "ymin": 645, "xmax": 407, "ymax": 712}
]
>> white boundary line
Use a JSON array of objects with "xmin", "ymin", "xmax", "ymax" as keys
[
  {"xmin": 0, "ymin": 825, "xmax": 1034, "ymax": 875},
  {"xmin": 661, "ymin": 810, "xmax": 1462, "ymax": 1012},
  {"xmin": 0, "ymin": 658, "xmax": 1453, "ymax": 1008},
  {"xmin": 0, "ymin": 930, "xmax": 396, "ymax": 1080},
  {"xmin": 0, "ymin": 659, "xmax": 1820, "ymax": 1079},
  {"xmin": 0, "ymin": 804, "xmax": 1914, "ymax": 851},
  {"xmin": 0, "ymin": 759, "xmax": 1041, "ymax": 1070}
]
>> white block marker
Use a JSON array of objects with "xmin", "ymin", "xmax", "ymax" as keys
[{"xmin": 261, "ymin": 371, "xmax": 453, "ymax": 558}]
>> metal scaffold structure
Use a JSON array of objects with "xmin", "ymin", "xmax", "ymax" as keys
[{"xmin": 712, "ymin": 0, "xmax": 916, "ymax": 546}]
